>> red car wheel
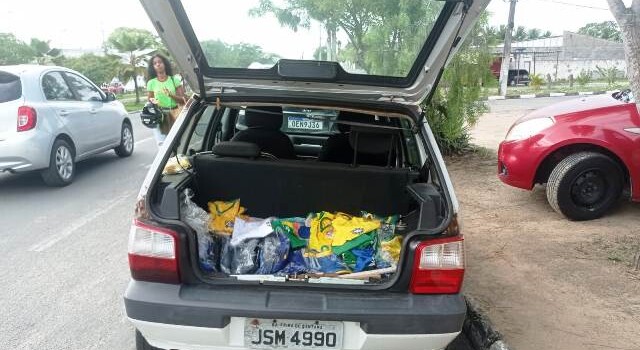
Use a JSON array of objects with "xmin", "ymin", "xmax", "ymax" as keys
[{"xmin": 546, "ymin": 152, "xmax": 623, "ymax": 221}]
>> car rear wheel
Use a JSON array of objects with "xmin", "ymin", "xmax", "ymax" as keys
[
  {"xmin": 41, "ymin": 139, "xmax": 75, "ymax": 187},
  {"xmin": 115, "ymin": 122, "xmax": 134, "ymax": 157},
  {"xmin": 135, "ymin": 330, "xmax": 163, "ymax": 350},
  {"xmin": 546, "ymin": 152, "xmax": 623, "ymax": 221}
]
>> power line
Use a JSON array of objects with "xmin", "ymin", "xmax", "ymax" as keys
[{"xmin": 537, "ymin": 0, "xmax": 609, "ymax": 11}]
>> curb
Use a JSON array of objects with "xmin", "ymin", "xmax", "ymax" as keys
[
  {"xmin": 486, "ymin": 89, "xmax": 615, "ymax": 101},
  {"xmin": 461, "ymin": 296, "xmax": 513, "ymax": 350}
]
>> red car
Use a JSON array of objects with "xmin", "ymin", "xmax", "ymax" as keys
[{"xmin": 498, "ymin": 90, "xmax": 639, "ymax": 220}]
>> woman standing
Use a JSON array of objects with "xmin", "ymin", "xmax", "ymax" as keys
[{"xmin": 147, "ymin": 54, "xmax": 186, "ymax": 146}]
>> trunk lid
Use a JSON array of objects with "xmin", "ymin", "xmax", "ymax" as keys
[
  {"xmin": 0, "ymin": 70, "xmax": 23, "ymax": 141},
  {"xmin": 139, "ymin": 0, "xmax": 489, "ymax": 110}
]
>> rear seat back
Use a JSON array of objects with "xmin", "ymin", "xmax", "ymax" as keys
[{"xmin": 193, "ymin": 155, "xmax": 417, "ymax": 218}]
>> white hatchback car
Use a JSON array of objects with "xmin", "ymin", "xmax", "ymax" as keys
[
  {"xmin": 128, "ymin": 0, "xmax": 489, "ymax": 349},
  {"xmin": 0, "ymin": 65, "xmax": 134, "ymax": 186}
]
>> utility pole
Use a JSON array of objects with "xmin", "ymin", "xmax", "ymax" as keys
[{"xmin": 499, "ymin": 0, "xmax": 517, "ymax": 96}]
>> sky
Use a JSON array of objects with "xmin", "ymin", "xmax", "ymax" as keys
[{"xmin": 0, "ymin": 0, "xmax": 622, "ymax": 55}]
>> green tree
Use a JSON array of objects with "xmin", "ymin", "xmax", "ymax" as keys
[
  {"xmin": 30, "ymin": 38, "xmax": 61, "ymax": 65},
  {"xmin": 200, "ymin": 40, "xmax": 279, "ymax": 68},
  {"xmin": 423, "ymin": 13, "xmax": 495, "ymax": 154},
  {"xmin": 107, "ymin": 27, "xmax": 156, "ymax": 103},
  {"xmin": 313, "ymin": 46, "xmax": 328, "ymax": 60},
  {"xmin": 578, "ymin": 21, "xmax": 622, "ymax": 42},
  {"xmin": 527, "ymin": 28, "xmax": 541, "ymax": 40},
  {"xmin": 57, "ymin": 54, "xmax": 123, "ymax": 86},
  {"xmin": 513, "ymin": 26, "xmax": 528, "ymax": 41},
  {"xmin": 251, "ymin": 0, "xmax": 383, "ymax": 73},
  {"xmin": 0, "ymin": 33, "xmax": 35, "ymax": 65},
  {"xmin": 488, "ymin": 26, "xmax": 552, "ymax": 43}
]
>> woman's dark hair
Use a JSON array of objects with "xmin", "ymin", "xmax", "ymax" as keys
[{"xmin": 147, "ymin": 54, "xmax": 173, "ymax": 79}]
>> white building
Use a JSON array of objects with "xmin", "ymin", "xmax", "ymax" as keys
[{"xmin": 496, "ymin": 31, "xmax": 626, "ymax": 80}]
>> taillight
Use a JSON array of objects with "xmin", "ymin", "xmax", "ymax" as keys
[
  {"xmin": 410, "ymin": 235, "xmax": 465, "ymax": 294},
  {"xmin": 17, "ymin": 106, "xmax": 37, "ymax": 132},
  {"xmin": 128, "ymin": 219, "xmax": 180, "ymax": 284}
]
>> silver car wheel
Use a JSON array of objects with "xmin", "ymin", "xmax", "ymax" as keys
[
  {"xmin": 123, "ymin": 126, "xmax": 133, "ymax": 153},
  {"xmin": 55, "ymin": 146, "xmax": 73, "ymax": 180}
]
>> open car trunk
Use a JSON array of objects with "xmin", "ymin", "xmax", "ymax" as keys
[{"xmin": 155, "ymin": 104, "xmax": 449, "ymax": 288}]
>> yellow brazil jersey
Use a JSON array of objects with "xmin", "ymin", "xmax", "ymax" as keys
[
  {"xmin": 207, "ymin": 199, "xmax": 246, "ymax": 235},
  {"xmin": 331, "ymin": 213, "xmax": 381, "ymax": 247},
  {"xmin": 307, "ymin": 212, "xmax": 335, "ymax": 257}
]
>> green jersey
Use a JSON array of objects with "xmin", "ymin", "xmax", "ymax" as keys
[{"xmin": 147, "ymin": 75, "xmax": 182, "ymax": 108}]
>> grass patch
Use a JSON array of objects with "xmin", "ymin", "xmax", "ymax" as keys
[
  {"xmin": 123, "ymin": 101, "xmax": 145, "ymax": 113},
  {"xmin": 483, "ymin": 80, "xmax": 630, "ymax": 97},
  {"xmin": 581, "ymin": 236, "xmax": 640, "ymax": 268}
]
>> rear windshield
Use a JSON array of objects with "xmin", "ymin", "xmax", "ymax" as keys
[
  {"xmin": 0, "ymin": 72, "xmax": 22, "ymax": 103},
  {"xmin": 181, "ymin": 0, "xmax": 446, "ymax": 77}
]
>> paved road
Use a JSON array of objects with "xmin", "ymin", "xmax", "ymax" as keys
[
  {"xmin": 0, "ymin": 114, "xmax": 155, "ymax": 349},
  {"xmin": 471, "ymin": 95, "xmax": 580, "ymax": 150}
]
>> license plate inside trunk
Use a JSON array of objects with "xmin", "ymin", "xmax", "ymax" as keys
[
  {"xmin": 244, "ymin": 318, "xmax": 343, "ymax": 349},
  {"xmin": 287, "ymin": 116, "xmax": 323, "ymax": 130}
]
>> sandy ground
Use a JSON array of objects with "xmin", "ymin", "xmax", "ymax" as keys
[{"xmin": 449, "ymin": 97, "xmax": 640, "ymax": 350}]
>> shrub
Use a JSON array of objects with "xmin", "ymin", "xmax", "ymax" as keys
[
  {"xmin": 529, "ymin": 73, "xmax": 545, "ymax": 91},
  {"xmin": 596, "ymin": 65, "xmax": 622, "ymax": 88},
  {"xmin": 576, "ymin": 70, "xmax": 593, "ymax": 88}
]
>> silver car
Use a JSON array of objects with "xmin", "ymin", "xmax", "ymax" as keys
[{"xmin": 0, "ymin": 65, "xmax": 134, "ymax": 186}]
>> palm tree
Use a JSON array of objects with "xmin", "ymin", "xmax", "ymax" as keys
[{"xmin": 107, "ymin": 28, "xmax": 156, "ymax": 103}]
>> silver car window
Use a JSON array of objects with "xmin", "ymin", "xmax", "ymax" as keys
[
  {"xmin": 0, "ymin": 71, "xmax": 22, "ymax": 103},
  {"xmin": 64, "ymin": 73, "xmax": 103, "ymax": 102},
  {"xmin": 42, "ymin": 72, "xmax": 74, "ymax": 101}
]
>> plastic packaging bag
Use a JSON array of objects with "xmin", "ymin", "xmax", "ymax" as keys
[
  {"xmin": 305, "ymin": 253, "xmax": 351, "ymax": 274},
  {"xmin": 180, "ymin": 189, "xmax": 217, "ymax": 272},
  {"xmin": 256, "ymin": 232, "xmax": 290, "ymax": 274},
  {"xmin": 271, "ymin": 217, "xmax": 309, "ymax": 249},
  {"xmin": 277, "ymin": 249, "xmax": 308, "ymax": 275},
  {"xmin": 219, "ymin": 236, "xmax": 260, "ymax": 275},
  {"xmin": 231, "ymin": 217, "xmax": 273, "ymax": 246},
  {"xmin": 379, "ymin": 235, "xmax": 402, "ymax": 267}
]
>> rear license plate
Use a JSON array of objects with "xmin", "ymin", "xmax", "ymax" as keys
[
  {"xmin": 244, "ymin": 318, "xmax": 343, "ymax": 349},
  {"xmin": 288, "ymin": 117, "xmax": 324, "ymax": 131}
]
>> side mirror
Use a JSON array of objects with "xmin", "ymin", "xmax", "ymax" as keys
[{"xmin": 104, "ymin": 92, "xmax": 116, "ymax": 102}]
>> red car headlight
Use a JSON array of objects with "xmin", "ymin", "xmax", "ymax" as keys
[{"xmin": 505, "ymin": 117, "xmax": 554, "ymax": 142}]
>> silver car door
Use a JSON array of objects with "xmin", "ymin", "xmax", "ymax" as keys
[
  {"xmin": 41, "ymin": 71, "xmax": 94, "ymax": 156},
  {"xmin": 63, "ymin": 72, "xmax": 117, "ymax": 149}
]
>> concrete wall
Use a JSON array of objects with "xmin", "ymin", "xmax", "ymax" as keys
[
  {"xmin": 511, "ymin": 58, "xmax": 627, "ymax": 80},
  {"xmin": 499, "ymin": 32, "xmax": 627, "ymax": 80}
]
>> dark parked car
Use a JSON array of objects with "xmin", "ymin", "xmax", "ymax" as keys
[{"xmin": 508, "ymin": 69, "xmax": 530, "ymax": 86}]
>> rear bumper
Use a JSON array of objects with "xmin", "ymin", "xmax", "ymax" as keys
[
  {"xmin": 0, "ymin": 130, "xmax": 53, "ymax": 172},
  {"xmin": 131, "ymin": 318, "xmax": 460, "ymax": 350},
  {"xmin": 124, "ymin": 281, "xmax": 466, "ymax": 349}
]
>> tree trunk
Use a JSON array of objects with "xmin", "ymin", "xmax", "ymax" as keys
[
  {"xmin": 131, "ymin": 52, "xmax": 140, "ymax": 104},
  {"xmin": 133, "ymin": 72, "xmax": 140, "ymax": 104},
  {"xmin": 620, "ymin": 21, "xmax": 640, "ymax": 105},
  {"xmin": 607, "ymin": 0, "xmax": 640, "ymax": 110}
]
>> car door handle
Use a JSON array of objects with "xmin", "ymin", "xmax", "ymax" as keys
[
  {"xmin": 59, "ymin": 110, "xmax": 69, "ymax": 116},
  {"xmin": 89, "ymin": 108, "xmax": 97, "ymax": 114}
]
